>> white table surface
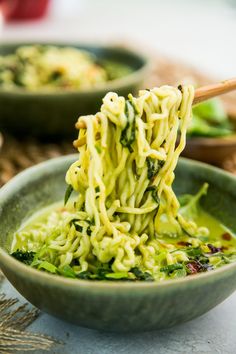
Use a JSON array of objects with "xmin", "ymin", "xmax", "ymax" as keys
[
  {"xmin": 1, "ymin": 0, "xmax": 236, "ymax": 79},
  {"xmin": 1, "ymin": 1, "xmax": 236, "ymax": 353}
]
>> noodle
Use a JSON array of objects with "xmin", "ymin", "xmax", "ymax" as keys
[{"xmin": 63, "ymin": 85, "xmax": 207, "ymax": 275}]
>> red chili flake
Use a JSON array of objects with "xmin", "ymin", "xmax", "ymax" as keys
[
  {"xmin": 207, "ymin": 244, "xmax": 222, "ymax": 254},
  {"xmin": 222, "ymin": 233, "xmax": 232, "ymax": 241},
  {"xmin": 177, "ymin": 241, "xmax": 192, "ymax": 247},
  {"xmin": 221, "ymin": 246, "xmax": 229, "ymax": 251},
  {"xmin": 186, "ymin": 261, "xmax": 202, "ymax": 274}
]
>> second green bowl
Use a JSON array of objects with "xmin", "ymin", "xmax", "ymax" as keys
[{"xmin": 0, "ymin": 43, "xmax": 150, "ymax": 138}]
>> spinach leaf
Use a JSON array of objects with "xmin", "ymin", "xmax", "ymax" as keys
[
  {"xmin": 105, "ymin": 272, "xmax": 129, "ymax": 280},
  {"xmin": 58, "ymin": 265, "xmax": 77, "ymax": 278},
  {"xmin": 120, "ymin": 100, "xmax": 136, "ymax": 151},
  {"xmin": 74, "ymin": 223, "xmax": 83, "ymax": 232},
  {"xmin": 146, "ymin": 158, "xmax": 164, "ymax": 179},
  {"xmin": 95, "ymin": 186, "xmax": 100, "ymax": 193},
  {"xmin": 188, "ymin": 99, "xmax": 233, "ymax": 138},
  {"xmin": 146, "ymin": 185, "xmax": 160, "ymax": 204},
  {"xmin": 70, "ymin": 219, "xmax": 82, "ymax": 232},
  {"xmin": 130, "ymin": 267, "xmax": 154, "ymax": 281},
  {"xmin": 185, "ymin": 247, "xmax": 210, "ymax": 264},
  {"xmin": 71, "ymin": 219, "xmax": 92, "ymax": 235},
  {"xmin": 50, "ymin": 69, "xmax": 62, "ymax": 82},
  {"xmin": 38, "ymin": 261, "xmax": 57, "ymax": 273},
  {"xmin": 186, "ymin": 247, "xmax": 202, "ymax": 258},
  {"xmin": 77, "ymin": 271, "xmax": 92, "ymax": 280},
  {"xmin": 64, "ymin": 184, "xmax": 73, "ymax": 205},
  {"xmin": 160, "ymin": 263, "xmax": 184, "ymax": 274},
  {"xmin": 77, "ymin": 269, "xmax": 129, "ymax": 281},
  {"xmin": 170, "ymin": 268, "xmax": 187, "ymax": 278},
  {"xmin": 184, "ymin": 247, "xmax": 213, "ymax": 274},
  {"xmin": 179, "ymin": 183, "xmax": 208, "ymax": 220},
  {"xmin": 193, "ymin": 99, "xmax": 228, "ymax": 125},
  {"xmin": 87, "ymin": 226, "xmax": 92, "ymax": 236},
  {"xmin": 188, "ymin": 114, "xmax": 232, "ymax": 138},
  {"xmin": 11, "ymin": 250, "xmax": 35, "ymax": 265}
]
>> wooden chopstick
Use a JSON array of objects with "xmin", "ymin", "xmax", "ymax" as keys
[
  {"xmin": 74, "ymin": 78, "xmax": 236, "ymax": 133},
  {"xmin": 193, "ymin": 78, "xmax": 236, "ymax": 105}
]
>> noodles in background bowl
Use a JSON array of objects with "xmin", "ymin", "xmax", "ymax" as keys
[{"xmin": 0, "ymin": 45, "xmax": 132, "ymax": 91}]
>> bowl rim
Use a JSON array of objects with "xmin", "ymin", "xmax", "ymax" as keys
[
  {"xmin": 0, "ymin": 41, "xmax": 151, "ymax": 97},
  {"xmin": 186, "ymin": 133, "xmax": 236, "ymax": 146},
  {"xmin": 1, "ymin": 154, "xmax": 236, "ymax": 291}
]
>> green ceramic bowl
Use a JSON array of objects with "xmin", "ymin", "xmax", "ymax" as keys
[
  {"xmin": 0, "ymin": 155, "xmax": 236, "ymax": 332},
  {"xmin": 0, "ymin": 43, "xmax": 150, "ymax": 138}
]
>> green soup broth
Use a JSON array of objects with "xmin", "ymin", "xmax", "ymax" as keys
[{"xmin": 10, "ymin": 202, "xmax": 236, "ymax": 282}]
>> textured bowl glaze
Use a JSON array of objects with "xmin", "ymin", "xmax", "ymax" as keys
[
  {"xmin": 0, "ymin": 43, "xmax": 150, "ymax": 137},
  {"xmin": 0, "ymin": 155, "xmax": 236, "ymax": 332}
]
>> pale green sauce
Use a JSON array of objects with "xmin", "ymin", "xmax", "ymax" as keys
[
  {"xmin": 195, "ymin": 211, "xmax": 227, "ymax": 240},
  {"xmin": 14, "ymin": 202, "xmax": 236, "ymax": 255},
  {"xmin": 161, "ymin": 209, "xmax": 236, "ymax": 250},
  {"xmin": 11, "ymin": 202, "xmax": 236, "ymax": 281},
  {"xmin": 18, "ymin": 204, "xmax": 226, "ymax": 239},
  {"xmin": 15, "ymin": 203, "xmax": 236, "ymax": 256}
]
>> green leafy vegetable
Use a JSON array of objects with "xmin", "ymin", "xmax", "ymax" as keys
[
  {"xmin": 170, "ymin": 268, "xmax": 187, "ymax": 278},
  {"xmin": 87, "ymin": 226, "xmax": 92, "ymax": 236},
  {"xmin": 64, "ymin": 184, "xmax": 73, "ymax": 205},
  {"xmin": 147, "ymin": 158, "xmax": 164, "ymax": 179},
  {"xmin": 130, "ymin": 267, "xmax": 154, "ymax": 281},
  {"xmin": 193, "ymin": 99, "xmax": 227, "ymax": 124},
  {"xmin": 120, "ymin": 100, "xmax": 136, "ymax": 151},
  {"xmin": 188, "ymin": 99, "xmax": 233, "ymax": 138},
  {"xmin": 77, "ymin": 269, "xmax": 130, "ymax": 281},
  {"xmin": 188, "ymin": 115, "xmax": 232, "ymax": 137},
  {"xmin": 105, "ymin": 272, "xmax": 129, "ymax": 280},
  {"xmin": 72, "ymin": 221, "xmax": 83, "ymax": 232},
  {"xmin": 95, "ymin": 145, "xmax": 101, "ymax": 154},
  {"xmin": 58, "ymin": 265, "xmax": 77, "ymax": 278},
  {"xmin": 185, "ymin": 247, "xmax": 202, "ymax": 257},
  {"xmin": 71, "ymin": 219, "xmax": 92, "ymax": 235},
  {"xmin": 77, "ymin": 271, "xmax": 92, "ymax": 280},
  {"xmin": 11, "ymin": 250, "xmax": 35, "ymax": 265},
  {"xmin": 146, "ymin": 185, "xmax": 160, "ymax": 204},
  {"xmin": 102, "ymin": 60, "xmax": 133, "ymax": 80},
  {"xmin": 160, "ymin": 263, "xmax": 184, "ymax": 274},
  {"xmin": 184, "ymin": 247, "xmax": 213, "ymax": 273},
  {"xmin": 38, "ymin": 261, "xmax": 57, "ymax": 273},
  {"xmin": 50, "ymin": 69, "xmax": 63, "ymax": 82},
  {"xmin": 179, "ymin": 183, "xmax": 208, "ymax": 220}
]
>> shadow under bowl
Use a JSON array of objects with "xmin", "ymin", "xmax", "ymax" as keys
[
  {"xmin": 0, "ymin": 155, "xmax": 236, "ymax": 332},
  {"xmin": 0, "ymin": 42, "xmax": 150, "ymax": 138}
]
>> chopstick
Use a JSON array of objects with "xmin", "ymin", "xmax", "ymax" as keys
[
  {"xmin": 73, "ymin": 77, "xmax": 236, "ymax": 147},
  {"xmin": 193, "ymin": 77, "xmax": 236, "ymax": 105}
]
